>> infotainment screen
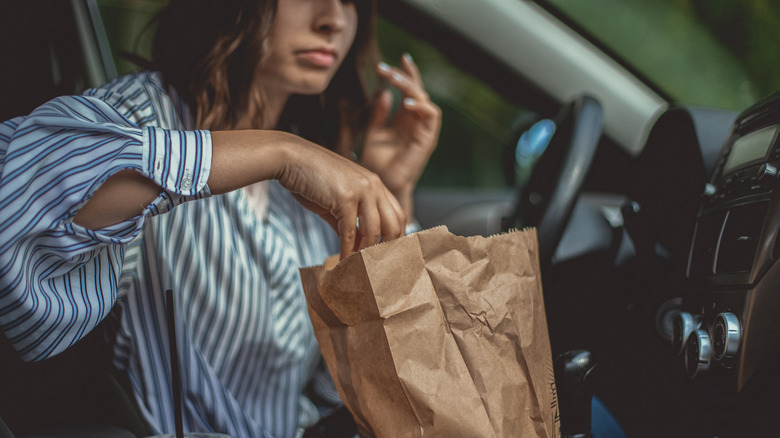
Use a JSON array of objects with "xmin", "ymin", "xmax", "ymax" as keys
[{"xmin": 722, "ymin": 125, "xmax": 779, "ymax": 175}]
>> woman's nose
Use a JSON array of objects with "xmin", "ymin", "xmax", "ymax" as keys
[{"xmin": 313, "ymin": 0, "xmax": 348, "ymax": 34}]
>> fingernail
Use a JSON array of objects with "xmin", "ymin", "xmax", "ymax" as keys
[
  {"xmin": 403, "ymin": 97, "xmax": 417, "ymax": 107},
  {"xmin": 403, "ymin": 53, "xmax": 414, "ymax": 63},
  {"xmin": 377, "ymin": 62, "xmax": 391, "ymax": 72},
  {"xmin": 392, "ymin": 72, "xmax": 404, "ymax": 82}
]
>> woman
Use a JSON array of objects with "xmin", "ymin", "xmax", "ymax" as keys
[{"xmin": 0, "ymin": 0, "xmax": 439, "ymax": 436}]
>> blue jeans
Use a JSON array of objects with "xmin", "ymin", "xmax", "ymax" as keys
[{"xmin": 592, "ymin": 396, "xmax": 628, "ymax": 438}]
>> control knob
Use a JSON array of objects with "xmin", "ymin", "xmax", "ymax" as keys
[
  {"xmin": 672, "ymin": 312, "xmax": 700, "ymax": 356},
  {"xmin": 685, "ymin": 329, "xmax": 711, "ymax": 379},
  {"xmin": 712, "ymin": 312, "xmax": 741, "ymax": 361},
  {"xmin": 758, "ymin": 163, "xmax": 779, "ymax": 186}
]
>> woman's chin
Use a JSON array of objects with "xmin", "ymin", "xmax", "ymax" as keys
[
  {"xmin": 291, "ymin": 72, "xmax": 338, "ymax": 96},
  {"xmin": 296, "ymin": 84, "xmax": 330, "ymax": 96}
]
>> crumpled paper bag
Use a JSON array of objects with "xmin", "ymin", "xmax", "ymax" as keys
[{"xmin": 299, "ymin": 226, "xmax": 559, "ymax": 437}]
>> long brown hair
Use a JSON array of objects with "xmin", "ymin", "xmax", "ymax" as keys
[{"xmin": 153, "ymin": 0, "xmax": 380, "ymax": 151}]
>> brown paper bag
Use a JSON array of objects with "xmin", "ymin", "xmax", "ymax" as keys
[{"xmin": 300, "ymin": 226, "xmax": 560, "ymax": 438}]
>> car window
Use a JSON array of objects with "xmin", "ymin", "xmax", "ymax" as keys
[
  {"xmin": 539, "ymin": 0, "xmax": 780, "ymax": 111},
  {"xmin": 376, "ymin": 18, "xmax": 534, "ymax": 190},
  {"xmin": 96, "ymin": 0, "xmax": 163, "ymax": 74}
]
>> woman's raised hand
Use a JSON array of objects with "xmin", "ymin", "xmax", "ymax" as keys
[
  {"xmin": 210, "ymin": 130, "xmax": 406, "ymax": 260},
  {"xmin": 360, "ymin": 54, "xmax": 442, "ymax": 219}
]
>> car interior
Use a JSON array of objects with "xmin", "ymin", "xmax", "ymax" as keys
[{"xmin": 2, "ymin": 0, "xmax": 780, "ymax": 437}]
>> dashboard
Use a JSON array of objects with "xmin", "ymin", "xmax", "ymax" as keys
[{"xmin": 680, "ymin": 92, "xmax": 780, "ymax": 397}]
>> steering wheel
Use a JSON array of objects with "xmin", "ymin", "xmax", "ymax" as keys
[{"xmin": 510, "ymin": 95, "xmax": 604, "ymax": 267}]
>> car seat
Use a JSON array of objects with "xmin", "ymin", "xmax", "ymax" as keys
[{"xmin": 0, "ymin": 315, "xmax": 150, "ymax": 438}]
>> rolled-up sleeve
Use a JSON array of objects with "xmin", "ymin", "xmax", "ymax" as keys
[{"xmin": 0, "ymin": 82, "xmax": 212, "ymax": 361}]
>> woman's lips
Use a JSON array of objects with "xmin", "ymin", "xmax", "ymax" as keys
[{"xmin": 297, "ymin": 49, "xmax": 336, "ymax": 67}]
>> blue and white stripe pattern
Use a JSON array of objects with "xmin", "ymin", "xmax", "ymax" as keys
[
  {"xmin": 0, "ymin": 71, "xmax": 211, "ymax": 361},
  {"xmin": 111, "ymin": 78, "xmax": 344, "ymax": 435},
  {"xmin": 2, "ymin": 71, "xmax": 343, "ymax": 437},
  {"xmin": 114, "ymin": 181, "xmax": 341, "ymax": 437}
]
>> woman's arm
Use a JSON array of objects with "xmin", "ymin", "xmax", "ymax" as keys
[
  {"xmin": 72, "ymin": 169, "xmax": 163, "ymax": 229},
  {"xmin": 75, "ymin": 129, "xmax": 406, "ymax": 259}
]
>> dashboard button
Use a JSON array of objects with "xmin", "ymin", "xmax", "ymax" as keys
[
  {"xmin": 759, "ymin": 163, "xmax": 779, "ymax": 187},
  {"xmin": 712, "ymin": 312, "xmax": 741, "ymax": 361},
  {"xmin": 685, "ymin": 329, "xmax": 711, "ymax": 379},
  {"xmin": 672, "ymin": 312, "xmax": 700, "ymax": 356}
]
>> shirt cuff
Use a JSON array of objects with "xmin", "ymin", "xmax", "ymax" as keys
[{"xmin": 142, "ymin": 126, "xmax": 212, "ymax": 198}]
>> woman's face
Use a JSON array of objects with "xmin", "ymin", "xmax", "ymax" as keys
[{"xmin": 258, "ymin": 0, "xmax": 359, "ymax": 98}]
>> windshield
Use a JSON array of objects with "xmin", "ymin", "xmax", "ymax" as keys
[{"xmin": 541, "ymin": 0, "xmax": 780, "ymax": 111}]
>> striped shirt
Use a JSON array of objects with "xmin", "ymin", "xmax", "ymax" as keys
[
  {"xmin": 0, "ymin": 72, "xmax": 211, "ymax": 361},
  {"xmin": 1, "ymin": 71, "xmax": 342, "ymax": 437}
]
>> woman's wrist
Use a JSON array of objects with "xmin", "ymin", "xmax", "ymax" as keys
[
  {"xmin": 393, "ymin": 189, "xmax": 415, "ymax": 224},
  {"xmin": 209, "ymin": 130, "xmax": 295, "ymax": 194}
]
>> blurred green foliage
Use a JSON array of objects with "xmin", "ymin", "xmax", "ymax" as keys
[
  {"xmin": 689, "ymin": 0, "xmax": 780, "ymax": 100},
  {"xmin": 547, "ymin": 0, "xmax": 780, "ymax": 111},
  {"xmin": 97, "ymin": 0, "xmax": 165, "ymax": 74}
]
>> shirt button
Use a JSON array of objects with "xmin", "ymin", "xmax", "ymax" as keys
[{"xmin": 182, "ymin": 178, "xmax": 193, "ymax": 190}]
